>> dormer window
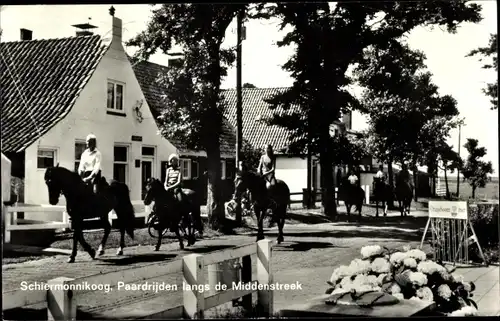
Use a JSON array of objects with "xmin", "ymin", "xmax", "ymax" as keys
[{"xmin": 107, "ymin": 80, "xmax": 124, "ymax": 113}]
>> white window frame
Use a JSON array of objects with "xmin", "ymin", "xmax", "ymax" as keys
[
  {"xmin": 192, "ymin": 160, "xmax": 199, "ymax": 180},
  {"xmin": 37, "ymin": 147, "xmax": 57, "ymax": 170},
  {"xmin": 107, "ymin": 80, "xmax": 125, "ymax": 112},
  {"xmin": 74, "ymin": 140, "xmax": 87, "ymax": 172},
  {"xmin": 113, "ymin": 144, "xmax": 129, "ymax": 185},
  {"xmin": 220, "ymin": 160, "xmax": 227, "ymax": 180},
  {"xmin": 141, "ymin": 145, "xmax": 156, "ymax": 179},
  {"xmin": 180, "ymin": 158, "xmax": 191, "ymax": 180}
]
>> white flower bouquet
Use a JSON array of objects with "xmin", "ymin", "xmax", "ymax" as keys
[{"xmin": 326, "ymin": 245, "xmax": 478, "ymax": 316}]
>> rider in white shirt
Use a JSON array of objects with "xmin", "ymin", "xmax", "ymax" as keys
[
  {"xmin": 347, "ymin": 166, "xmax": 359, "ymax": 186},
  {"xmin": 374, "ymin": 165, "xmax": 386, "ymax": 182},
  {"xmin": 78, "ymin": 134, "xmax": 102, "ymax": 193}
]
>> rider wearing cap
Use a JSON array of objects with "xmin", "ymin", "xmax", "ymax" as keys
[
  {"xmin": 164, "ymin": 153, "xmax": 184, "ymax": 205},
  {"xmin": 78, "ymin": 134, "xmax": 102, "ymax": 194}
]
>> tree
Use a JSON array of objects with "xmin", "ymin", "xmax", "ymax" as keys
[
  {"xmin": 251, "ymin": 1, "xmax": 481, "ymax": 216},
  {"xmin": 467, "ymin": 34, "xmax": 498, "ymax": 110},
  {"xmin": 240, "ymin": 140, "xmax": 262, "ymax": 171},
  {"xmin": 127, "ymin": 4, "xmax": 244, "ymax": 230},
  {"xmin": 435, "ymin": 141, "xmax": 463, "ymax": 199},
  {"xmin": 355, "ymin": 40, "xmax": 461, "ymax": 201},
  {"xmin": 242, "ymin": 83, "xmax": 257, "ymax": 88},
  {"xmin": 461, "ymin": 138, "xmax": 493, "ymax": 198}
]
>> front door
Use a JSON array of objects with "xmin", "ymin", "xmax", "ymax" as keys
[{"xmin": 141, "ymin": 160, "xmax": 153, "ymax": 200}]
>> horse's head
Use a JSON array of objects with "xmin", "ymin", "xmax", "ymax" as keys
[
  {"xmin": 143, "ymin": 178, "xmax": 162, "ymax": 206},
  {"xmin": 44, "ymin": 164, "xmax": 62, "ymax": 205}
]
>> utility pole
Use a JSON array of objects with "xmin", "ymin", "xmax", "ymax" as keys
[
  {"xmin": 235, "ymin": 8, "xmax": 244, "ymax": 225},
  {"xmin": 456, "ymin": 123, "xmax": 462, "ymax": 197}
]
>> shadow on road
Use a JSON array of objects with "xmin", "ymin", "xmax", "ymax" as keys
[
  {"xmin": 252, "ymin": 228, "xmax": 423, "ymax": 242},
  {"xmin": 96, "ymin": 253, "xmax": 177, "ymax": 265},
  {"xmin": 274, "ymin": 241, "xmax": 344, "ymax": 252}
]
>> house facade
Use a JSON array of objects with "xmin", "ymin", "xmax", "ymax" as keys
[{"xmin": 1, "ymin": 13, "xmax": 237, "ymax": 219}]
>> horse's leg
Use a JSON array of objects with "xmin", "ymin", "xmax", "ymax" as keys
[
  {"xmin": 155, "ymin": 227, "xmax": 163, "ymax": 251},
  {"xmin": 383, "ymin": 200, "xmax": 388, "ymax": 216},
  {"xmin": 116, "ymin": 228, "xmax": 125, "ymax": 255},
  {"xmin": 75, "ymin": 225, "xmax": 95, "ymax": 260},
  {"xmin": 175, "ymin": 226, "xmax": 184, "ymax": 250},
  {"xmin": 375, "ymin": 198, "xmax": 379, "ymax": 217},
  {"xmin": 276, "ymin": 206, "xmax": 285, "ymax": 244},
  {"xmin": 68, "ymin": 228, "xmax": 78, "ymax": 263},
  {"xmin": 97, "ymin": 217, "xmax": 111, "ymax": 256}
]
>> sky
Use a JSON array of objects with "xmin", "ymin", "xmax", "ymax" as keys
[{"xmin": 1, "ymin": 2, "xmax": 498, "ymax": 175}]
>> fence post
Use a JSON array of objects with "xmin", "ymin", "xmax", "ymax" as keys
[
  {"xmin": 182, "ymin": 254, "xmax": 205, "ymax": 319},
  {"xmin": 256, "ymin": 239, "xmax": 273, "ymax": 316},
  {"xmin": 365, "ymin": 185, "xmax": 370, "ymax": 204},
  {"xmin": 47, "ymin": 277, "xmax": 76, "ymax": 321}
]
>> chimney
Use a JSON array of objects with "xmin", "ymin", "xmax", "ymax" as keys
[
  {"xmin": 20, "ymin": 28, "xmax": 32, "ymax": 41},
  {"xmin": 72, "ymin": 22, "xmax": 97, "ymax": 37},
  {"xmin": 109, "ymin": 6, "xmax": 122, "ymax": 43}
]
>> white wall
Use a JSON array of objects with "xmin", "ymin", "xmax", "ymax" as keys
[
  {"xmin": 2, "ymin": 153, "xmax": 11, "ymax": 203},
  {"xmin": 275, "ymin": 156, "xmax": 307, "ymax": 201},
  {"xmin": 24, "ymin": 31, "xmax": 177, "ymax": 220}
]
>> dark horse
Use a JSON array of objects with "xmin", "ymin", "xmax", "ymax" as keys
[
  {"xmin": 233, "ymin": 169, "xmax": 290, "ymax": 244},
  {"xmin": 143, "ymin": 178, "xmax": 203, "ymax": 251},
  {"xmin": 395, "ymin": 171, "xmax": 414, "ymax": 216},
  {"xmin": 372, "ymin": 177, "xmax": 391, "ymax": 217},
  {"xmin": 44, "ymin": 165, "xmax": 135, "ymax": 263},
  {"xmin": 337, "ymin": 178, "xmax": 365, "ymax": 221}
]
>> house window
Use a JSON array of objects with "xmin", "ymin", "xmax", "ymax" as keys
[
  {"xmin": 192, "ymin": 160, "xmax": 199, "ymax": 179},
  {"xmin": 113, "ymin": 145, "xmax": 129, "ymax": 183},
  {"xmin": 220, "ymin": 160, "xmax": 227, "ymax": 180},
  {"xmin": 37, "ymin": 149, "xmax": 55, "ymax": 169},
  {"xmin": 225, "ymin": 160, "xmax": 235, "ymax": 179},
  {"xmin": 142, "ymin": 146, "xmax": 155, "ymax": 156},
  {"xmin": 180, "ymin": 158, "xmax": 191, "ymax": 180},
  {"xmin": 74, "ymin": 141, "xmax": 86, "ymax": 172},
  {"xmin": 107, "ymin": 81, "xmax": 124, "ymax": 111}
]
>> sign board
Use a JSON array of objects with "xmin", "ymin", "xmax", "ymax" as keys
[
  {"xmin": 131, "ymin": 135, "xmax": 143, "ymax": 142},
  {"xmin": 428, "ymin": 201, "xmax": 468, "ymax": 220}
]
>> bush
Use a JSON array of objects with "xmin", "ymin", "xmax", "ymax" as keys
[
  {"xmin": 468, "ymin": 202, "xmax": 499, "ymax": 263},
  {"xmin": 9, "ymin": 177, "xmax": 24, "ymax": 203}
]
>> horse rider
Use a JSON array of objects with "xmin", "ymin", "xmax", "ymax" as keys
[
  {"xmin": 374, "ymin": 164, "xmax": 386, "ymax": 183},
  {"xmin": 164, "ymin": 154, "xmax": 185, "ymax": 209},
  {"xmin": 347, "ymin": 166, "xmax": 360, "ymax": 187},
  {"xmin": 399, "ymin": 162, "xmax": 414, "ymax": 188},
  {"xmin": 258, "ymin": 144, "xmax": 277, "ymax": 190},
  {"xmin": 78, "ymin": 134, "xmax": 102, "ymax": 194}
]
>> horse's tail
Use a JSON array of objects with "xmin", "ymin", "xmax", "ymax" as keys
[{"xmin": 111, "ymin": 181, "xmax": 136, "ymax": 240}]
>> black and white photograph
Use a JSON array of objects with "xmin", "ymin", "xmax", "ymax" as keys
[{"xmin": 1, "ymin": 1, "xmax": 498, "ymax": 319}]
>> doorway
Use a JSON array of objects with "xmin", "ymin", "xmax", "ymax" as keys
[{"xmin": 141, "ymin": 159, "xmax": 153, "ymax": 200}]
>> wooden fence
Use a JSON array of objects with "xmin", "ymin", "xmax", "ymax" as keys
[{"xmin": 2, "ymin": 239, "xmax": 273, "ymax": 320}]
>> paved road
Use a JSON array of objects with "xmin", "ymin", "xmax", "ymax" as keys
[{"xmin": 4, "ymin": 216, "xmax": 430, "ymax": 318}]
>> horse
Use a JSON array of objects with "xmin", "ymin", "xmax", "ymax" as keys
[
  {"xmin": 44, "ymin": 165, "xmax": 135, "ymax": 263},
  {"xmin": 337, "ymin": 178, "xmax": 365, "ymax": 221},
  {"xmin": 143, "ymin": 178, "xmax": 203, "ymax": 251},
  {"xmin": 372, "ymin": 177, "xmax": 391, "ymax": 217},
  {"xmin": 233, "ymin": 169, "xmax": 290, "ymax": 244},
  {"xmin": 395, "ymin": 172, "xmax": 414, "ymax": 216}
]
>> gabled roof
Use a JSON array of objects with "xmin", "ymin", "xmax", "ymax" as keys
[
  {"xmin": 1, "ymin": 35, "xmax": 108, "ymax": 153},
  {"xmin": 222, "ymin": 87, "xmax": 303, "ymax": 154},
  {"xmin": 132, "ymin": 60, "xmax": 236, "ymax": 156}
]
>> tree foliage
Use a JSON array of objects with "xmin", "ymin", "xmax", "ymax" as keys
[
  {"xmin": 127, "ymin": 4, "xmax": 244, "ymax": 229},
  {"xmin": 462, "ymin": 138, "xmax": 494, "ymax": 198},
  {"xmin": 467, "ymin": 33, "xmax": 498, "ymax": 109},
  {"xmin": 249, "ymin": 1, "xmax": 481, "ymax": 216},
  {"xmin": 240, "ymin": 140, "xmax": 262, "ymax": 171}
]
